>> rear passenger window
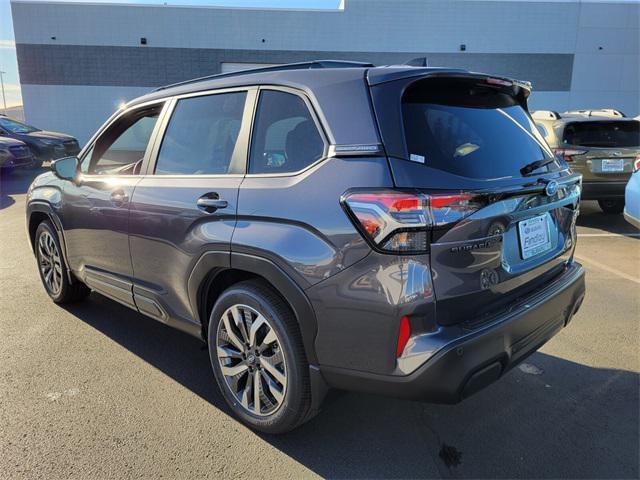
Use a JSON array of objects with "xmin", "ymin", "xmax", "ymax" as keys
[
  {"xmin": 249, "ymin": 90, "xmax": 324, "ymax": 174},
  {"xmin": 155, "ymin": 92, "xmax": 247, "ymax": 175}
]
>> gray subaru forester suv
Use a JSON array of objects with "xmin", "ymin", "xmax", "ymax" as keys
[{"xmin": 27, "ymin": 61, "xmax": 586, "ymax": 433}]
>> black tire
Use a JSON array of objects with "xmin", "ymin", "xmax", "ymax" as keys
[
  {"xmin": 34, "ymin": 220, "xmax": 90, "ymax": 304},
  {"xmin": 207, "ymin": 279, "xmax": 312, "ymax": 434},
  {"xmin": 598, "ymin": 198, "xmax": 624, "ymax": 214}
]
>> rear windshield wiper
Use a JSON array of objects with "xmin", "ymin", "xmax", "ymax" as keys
[{"xmin": 520, "ymin": 158, "xmax": 555, "ymax": 176}]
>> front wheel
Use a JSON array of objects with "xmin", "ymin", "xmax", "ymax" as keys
[
  {"xmin": 35, "ymin": 220, "xmax": 90, "ymax": 303},
  {"xmin": 598, "ymin": 198, "xmax": 624, "ymax": 214},
  {"xmin": 208, "ymin": 280, "xmax": 312, "ymax": 434}
]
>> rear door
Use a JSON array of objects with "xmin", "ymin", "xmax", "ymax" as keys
[
  {"xmin": 370, "ymin": 73, "xmax": 581, "ymax": 325},
  {"xmin": 128, "ymin": 88, "xmax": 255, "ymax": 326},
  {"xmin": 560, "ymin": 120, "xmax": 640, "ymax": 182}
]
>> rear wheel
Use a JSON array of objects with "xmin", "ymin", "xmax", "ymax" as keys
[
  {"xmin": 598, "ymin": 198, "xmax": 624, "ymax": 214},
  {"xmin": 207, "ymin": 280, "xmax": 312, "ymax": 434},
  {"xmin": 35, "ymin": 220, "xmax": 90, "ymax": 303}
]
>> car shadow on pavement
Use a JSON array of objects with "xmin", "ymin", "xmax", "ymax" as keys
[
  {"xmin": 0, "ymin": 167, "xmax": 46, "ymax": 210},
  {"xmin": 64, "ymin": 293, "xmax": 640, "ymax": 479},
  {"xmin": 578, "ymin": 200, "xmax": 639, "ymax": 236}
]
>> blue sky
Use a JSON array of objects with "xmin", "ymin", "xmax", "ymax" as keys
[{"xmin": 0, "ymin": 0, "xmax": 341, "ymax": 108}]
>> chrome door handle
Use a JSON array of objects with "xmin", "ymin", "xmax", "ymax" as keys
[{"xmin": 197, "ymin": 197, "xmax": 228, "ymax": 213}]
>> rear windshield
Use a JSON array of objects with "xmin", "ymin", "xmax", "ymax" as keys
[
  {"xmin": 562, "ymin": 121, "xmax": 640, "ymax": 148},
  {"xmin": 402, "ymin": 79, "xmax": 556, "ymax": 179}
]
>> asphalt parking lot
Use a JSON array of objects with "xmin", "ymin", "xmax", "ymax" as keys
[{"xmin": 1, "ymin": 167, "xmax": 638, "ymax": 479}]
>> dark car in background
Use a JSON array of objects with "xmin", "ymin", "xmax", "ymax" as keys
[
  {"xmin": 0, "ymin": 136, "xmax": 35, "ymax": 171},
  {"xmin": 26, "ymin": 61, "xmax": 585, "ymax": 433},
  {"xmin": 0, "ymin": 116, "xmax": 80, "ymax": 168},
  {"xmin": 533, "ymin": 109, "xmax": 640, "ymax": 213}
]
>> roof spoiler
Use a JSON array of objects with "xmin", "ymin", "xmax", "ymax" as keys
[
  {"xmin": 531, "ymin": 110, "xmax": 562, "ymax": 120},
  {"xmin": 563, "ymin": 109, "xmax": 626, "ymax": 118},
  {"xmin": 153, "ymin": 60, "xmax": 375, "ymax": 92}
]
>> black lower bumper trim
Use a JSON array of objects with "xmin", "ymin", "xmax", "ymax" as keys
[
  {"xmin": 581, "ymin": 181, "xmax": 627, "ymax": 200},
  {"xmin": 321, "ymin": 262, "xmax": 586, "ymax": 403}
]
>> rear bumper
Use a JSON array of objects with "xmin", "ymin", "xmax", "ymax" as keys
[
  {"xmin": 581, "ymin": 181, "xmax": 627, "ymax": 200},
  {"xmin": 321, "ymin": 262, "xmax": 585, "ymax": 403}
]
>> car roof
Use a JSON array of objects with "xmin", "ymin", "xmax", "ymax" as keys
[{"xmin": 125, "ymin": 61, "xmax": 526, "ymax": 146}]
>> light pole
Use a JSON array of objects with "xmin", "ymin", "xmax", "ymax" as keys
[{"xmin": 0, "ymin": 71, "xmax": 6, "ymax": 113}]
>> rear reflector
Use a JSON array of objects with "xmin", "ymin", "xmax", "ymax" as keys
[{"xmin": 396, "ymin": 316, "xmax": 411, "ymax": 358}]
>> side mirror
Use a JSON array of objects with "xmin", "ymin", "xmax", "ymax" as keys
[{"xmin": 51, "ymin": 156, "xmax": 78, "ymax": 181}]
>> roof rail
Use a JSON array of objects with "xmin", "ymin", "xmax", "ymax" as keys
[
  {"xmin": 531, "ymin": 110, "xmax": 561, "ymax": 120},
  {"xmin": 153, "ymin": 60, "xmax": 376, "ymax": 92},
  {"xmin": 564, "ymin": 109, "xmax": 626, "ymax": 118}
]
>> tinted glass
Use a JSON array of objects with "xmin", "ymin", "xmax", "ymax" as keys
[
  {"xmin": 0, "ymin": 117, "xmax": 39, "ymax": 134},
  {"xmin": 87, "ymin": 106, "xmax": 161, "ymax": 175},
  {"xmin": 249, "ymin": 90, "xmax": 324, "ymax": 174},
  {"xmin": 401, "ymin": 77, "xmax": 558, "ymax": 179},
  {"xmin": 563, "ymin": 121, "xmax": 640, "ymax": 148},
  {"xmin": 155, "ymin": 92, "xmax": 247, "ymax": 175}
]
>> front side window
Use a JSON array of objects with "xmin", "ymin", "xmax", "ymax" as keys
[
  {"xmin": 82, "ymin": 105, "xmax": 162, "ymax": 175},
  {"xmin": 249, "ymin": 90, "xmax": 324, "ymax": 174},
  {"xmin": 155, "ymin": 91, "xmax": 247, "ymax": 175}
]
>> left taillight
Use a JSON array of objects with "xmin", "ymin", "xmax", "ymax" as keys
[{"xmin": 342, "ymin": 190, "xmax": 481, "ymax": 253}]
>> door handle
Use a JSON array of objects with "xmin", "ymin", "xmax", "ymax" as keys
[
  {"xmin": 197, "ymin": 194, "xmax": 228, "ymax": 213},
  {"xmin": 110, "ymin": 189, "xmax": 129, "ymax": 206}
]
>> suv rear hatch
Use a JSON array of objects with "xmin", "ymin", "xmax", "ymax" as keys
[
  {"xmin": 367, "ymin": 70, "xmax": 581, "ymax": 326},
  {"xmin": 556, "ymin": 119, "xmax": 640, "ymax": 180}
]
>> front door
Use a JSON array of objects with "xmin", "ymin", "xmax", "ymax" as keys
[{"xmin": 62, "ymin": 102, "xmax": 166, "ymax": 308}]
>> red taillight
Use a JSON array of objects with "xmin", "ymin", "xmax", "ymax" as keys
[
  {"xmin": 396, "ymin": 316, "xmax": 411, "ymax": 358},
  {"xmin": 342, "ymin": 190, "xmax": 482, "ymax": 253},
  {"xmin": 634, "ymin": 155, "xmax": 640, "ymax": 172},
  {"xmin": 552, "ymin": 148, "xmax": 587, "ymax": 163}
]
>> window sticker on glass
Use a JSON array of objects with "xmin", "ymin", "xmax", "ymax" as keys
[
  {"xmin": 454, "ymin": 143, "xmax": 479, "ymax": 157},
  {"xmin": 410, "ymin": 153, "xmax": 425, "ymax": 164}
]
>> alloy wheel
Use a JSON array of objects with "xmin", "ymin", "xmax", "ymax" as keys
[
  {"xmin": 216, "ymin": 304, "xmax": 287, "ymax": 416},
  {"xmin": 37, "ymin": 230, "xmax": 63, "ymax": 296}
]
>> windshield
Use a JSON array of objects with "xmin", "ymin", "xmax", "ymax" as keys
[
  {"xmin": 563, "ymin": 121, "xmax": 640, "ymax": 148},
  {"xmin": 0, "ymin": 117, "xmax": 40, "ymax": 134}
]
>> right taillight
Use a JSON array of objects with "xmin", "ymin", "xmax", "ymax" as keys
[
  {"xmin": 342, "ymin": 190, "xmax": 482, "ymax": 253},
  {"xmin": 552, "ymin": 148, "xmax": 587, "ymax": 163},
  {"xmin": 634, "ymin": 155, "xmax": 640, "ymax": 172}
]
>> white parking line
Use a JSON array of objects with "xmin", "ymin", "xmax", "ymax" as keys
[
  {"xmin": 578, "ymin": 233, "xmax": 640, "ymax": 238},
  {"xmin": 574, "ymin": 255, "xmax": 640, "ymax": 284}
]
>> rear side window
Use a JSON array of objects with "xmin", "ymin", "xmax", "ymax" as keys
[
  {"xmin": 155, "ymin": 91, "xmax": 247, "ymax": 175},
  {"xmin": 249, "ymin": 90, "xmax": 324, "ymax": 174},
  {"xmin": 563, "ymin": 121, "xmax": 640, "ymax": 148},
  {"xmin": 401, "ymin": 78, "xmax": 556, "ymax": 179}
]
